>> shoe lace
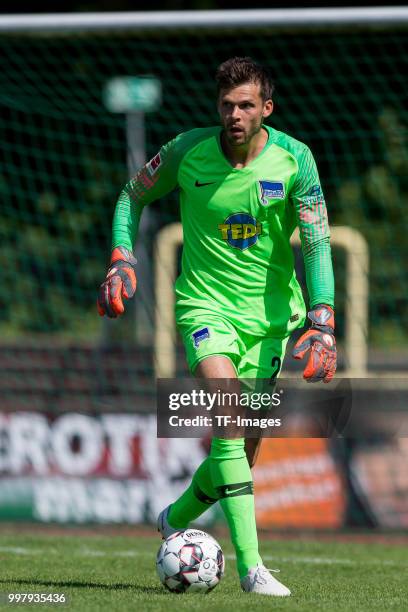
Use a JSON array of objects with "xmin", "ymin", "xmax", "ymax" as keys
[{"xmin": 254, "ymin": 565, "xmax": 280, "ymax": 585}]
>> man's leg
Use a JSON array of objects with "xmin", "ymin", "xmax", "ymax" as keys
[
  {"xmin": 240, "ymin": 334, "xmax": 289, "ymax": 469},
  {"xmin": 165, "ymin": 355, "xmax": 238, "ymax": 530},
  {"xmin": 232, "ymin": 334, "xmax": 291, "ymax": 595},
  {"xmin": 165, "ymin": 354, "xmax": 260, "ymax": 577},
  {"xmin": 157, "ymin": 456, "xmax": 215, "ymax": 529},
  {"xmin": 163, "ymin": 344, "xmax": 271, "ymax": 544},
  {"xmin": 195, "ymin": 357, "xmax": 288, "ymax": 595},
  {"xmin": 195, "ymin": 356, "xmax": 260, "ymax": 578},
  {"xmin": 162, "ymin": 316, "xmax": 242, "ymax": 532},
  {"xmin": 245, "ymin": 437, "xmax": 263, "ymax": 468},
  {"xmin": 164, "ymin": 409, "xmax": 263, "ymax": 533},
  {"xmin": 167, "ymin": 434, "xmax": 261, "ymax": 532}
]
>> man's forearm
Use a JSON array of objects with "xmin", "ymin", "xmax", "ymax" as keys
[
  {"xmin": 111, "ymin": 183, "xmax": 143, "ymax": 251},
  {"xmin": 302, "ymin": 236, "xmax": 334, "ymax": 308}
]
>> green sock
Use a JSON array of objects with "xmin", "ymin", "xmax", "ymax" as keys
[
  {"xmin": 210, "ymin": 437, "xmax": 259, "ymax": 579},
  {"xmin": 167, "ymin": 457, "xmax": 218, "ymax": 529}
]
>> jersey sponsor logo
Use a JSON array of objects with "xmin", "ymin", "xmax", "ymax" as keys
[
  {"xmin": 258, "ymin": 180, "xmax": 285, "ymax": 205},
  {"xmin": 302, "ymin": 183, "xmax": 325, "ymax": 205},
  {"xmin": 307, "ymin": 184, "xmax": 322, "ymax": 197},
  {"xmin": 147, "ymin": 152, "xmax": 161, "ymax": 176},
  {"xmin": 195, "ymin": 179, "xmax": 216, "ymax": 187},
  {"xmin": 192, "ymin": 327, "xmax": 210, "ymax": 348},
  {"xmin": 218, "ymin": 213, "xmax": 262, "ymax": 250}
]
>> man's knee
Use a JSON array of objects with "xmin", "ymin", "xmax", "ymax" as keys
[
  {"xmin": 245, "ymin": 438, "xmax": 262, "ymax": 468},
  {"xmin": 246, "ymin": 452, "xmax": 256, "ymax": 468}
]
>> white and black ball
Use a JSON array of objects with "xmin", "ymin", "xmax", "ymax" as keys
[{"xmin": 156, "ymin": 529, "xmax": 225, "ymax": 593}]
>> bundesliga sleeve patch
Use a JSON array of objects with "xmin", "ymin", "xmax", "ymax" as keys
[
  {"xmin": 147, "ymin": 152, "xmax": 162, "ymax": 176},
  {"xmin": 259, "ymin": 180, "xmax": 285, "ymax": 205},
  {"xmin": 192, "ymin": 327, "xmax": 210, "ymax": 348}
]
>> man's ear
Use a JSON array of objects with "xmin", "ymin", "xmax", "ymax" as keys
[{"xmin": 263, "ymin": 99, "xmax": 273, "ymax": 119}]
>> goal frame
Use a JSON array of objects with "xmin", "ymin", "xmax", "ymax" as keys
[{"xmin": 1, "ymin": 8, "xmax": 408, "ymax": 32}]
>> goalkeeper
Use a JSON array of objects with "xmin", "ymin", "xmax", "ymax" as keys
[{"xmin": 97, "ymin": 57, "xmax": 336, "ymax": 597}]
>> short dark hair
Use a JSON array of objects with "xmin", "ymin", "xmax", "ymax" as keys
[{"xmin": 215, "ymin": 57, "xmax": 274, "ymax": 101}]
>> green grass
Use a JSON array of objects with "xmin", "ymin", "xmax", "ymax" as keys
[{"xmin": 0, "ymin": 531, "xmax": 407, "ymax": 611}]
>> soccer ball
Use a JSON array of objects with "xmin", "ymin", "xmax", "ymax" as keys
[{"xmin": 156, "ymin": 529, "xmax": 225, "ymax": 593}]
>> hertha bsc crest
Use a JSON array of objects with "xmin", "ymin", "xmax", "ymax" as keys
[
  {"xmin": 258, "ymin": 180, "xmax": 285, "ymax": 205},
  {"xmin": 192, "ymin": 327, "xmax": 210, "ymax": 348}
]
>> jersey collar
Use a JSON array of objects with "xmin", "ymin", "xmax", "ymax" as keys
[{"xmin": 216, "ymin": 124, "xmax": 275, "ymax": 171}]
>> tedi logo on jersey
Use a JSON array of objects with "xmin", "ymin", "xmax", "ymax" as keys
[
  {"xmin": 258, "ymin": 180, "xmax": 285, "ymax": 205},
  {"xmin": 218, "ymin": 213, "xmax": 262, "ymax": 250}
]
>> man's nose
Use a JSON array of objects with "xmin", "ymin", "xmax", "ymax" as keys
[{"xmin": 231, "ymin": 105, "xmax": 241, "ymax": 119}]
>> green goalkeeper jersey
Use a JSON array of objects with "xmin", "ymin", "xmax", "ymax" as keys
[{"xmin": 112, "ymin": 125, "xmax": 334, "ymax": 337}]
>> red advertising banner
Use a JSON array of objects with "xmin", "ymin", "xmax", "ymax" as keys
[{"xmin": 254, "ymin": 439, "xmax": 346, "ymax": 529}]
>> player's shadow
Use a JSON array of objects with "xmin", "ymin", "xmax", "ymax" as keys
[{"xmin": 0, "ymin": 578, "xmax": 163, "ymax": 594}]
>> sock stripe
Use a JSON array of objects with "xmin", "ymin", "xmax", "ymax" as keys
[
  {"xmin": 193, "ymin": 481, "xmax": 218, "ymax": 505},
  {"xmin": 216, "ymin": 481, "xmax": 254, "ymax": 499}
]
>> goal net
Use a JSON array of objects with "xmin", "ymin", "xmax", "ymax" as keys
[{"xmin": 0, "ymin": 10, "xmax": 407, "ymax": 527}]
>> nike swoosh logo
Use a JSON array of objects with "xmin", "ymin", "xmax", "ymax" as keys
[
  {"xmin": 195, "ymin": 180, "xmax": 216, "ymax": 187},
  {"xmin": 224, "ymin": 485, "xmax": 248, "ymax": 495}
]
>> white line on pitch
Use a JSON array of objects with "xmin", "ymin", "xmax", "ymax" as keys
[
  {"xmin": 1, "ymin": 546, "xmax": 405, "ymax": 570},
  {"xmin": 78, "ymin": 549, "xmax": 406, "ymax": 569},
  {"xmin": 0, "ymin": 546, "xmax": 42, "ymax": 554},
  {"xmin": 226, "ymin": 553, "xmax": 406, "ymax": 568},
  {"xmin": 78, "ymin": 548, "xmax": 139, "ymax": 558}
]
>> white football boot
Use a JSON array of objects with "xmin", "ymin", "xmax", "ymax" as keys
[
  {"xmin": 156, "ymin": 504, "xmax": 180, "ymax": 539},
  {"xmin": 241, "ymin": 563, "xmax": 291, "ymax": 596}
]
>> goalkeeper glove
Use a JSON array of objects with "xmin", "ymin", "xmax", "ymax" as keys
[
  {"xmin": 292, "ymin": 304, "xmax": 336, "ymax": 383},
  {"xmin": 97, "ymin": 246, "xmax": 137, "ymax": 318}
]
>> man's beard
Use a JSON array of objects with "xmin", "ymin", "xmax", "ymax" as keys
[{"xmin": 224, "ymin": 119, "xmax": 263, "ymax": 147}]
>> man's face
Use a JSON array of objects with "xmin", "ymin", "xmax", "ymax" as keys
[{"xmin": 218, "ymin": 81, "xmax": 273, "ymax": 147}]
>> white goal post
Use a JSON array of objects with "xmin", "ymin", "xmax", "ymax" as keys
[
  {"xmin": 154, "ymin": 224, "xmax": 369, "ymax": 379},
  {"xmin": 1, "ymin": 8, "xmax": 408, "ymax": 32}
]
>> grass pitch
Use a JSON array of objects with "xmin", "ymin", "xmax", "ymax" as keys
[{"xmin": 0, "ymin": 529, "xmax": 407, "ymax": 611}]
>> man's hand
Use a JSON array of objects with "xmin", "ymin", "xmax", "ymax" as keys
[
  {"xmin": 97, "ymin": 246, "xmax": 137, "ymax": 318},
  {"xmin": 292, "ymin": 305, "xmax": 336, "ymax": 383}
]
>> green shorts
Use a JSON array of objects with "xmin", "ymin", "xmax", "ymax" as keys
[{"xmin": 177, "ymin": 310, "xmax": 289, "ymax": 378}]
